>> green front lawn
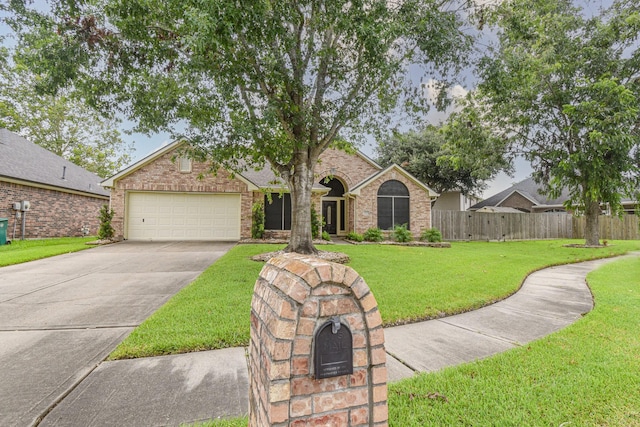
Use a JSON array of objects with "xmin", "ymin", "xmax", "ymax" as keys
[
  {"xmin": 388, "ymin": 255, "xmax": 640, "ymax": 425},
  {"xmin": 193, "ymin": 255, "xmax": 640, "ymax": 426},
  {"xmin": 109, "ymin": 239, "xmax": 640, "ymax": 360},
  {"xmin": 0, "ymin": 236, "xmax": 96, "ymax": 267}
]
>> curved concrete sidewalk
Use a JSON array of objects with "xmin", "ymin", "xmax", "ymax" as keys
[{"xmin": 39, "ymin": 255, "xmax": 635, "ymax": 426}]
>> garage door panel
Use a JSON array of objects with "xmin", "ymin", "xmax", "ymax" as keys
[{"xmin": 127, "ymin": 193, "xmax": 241, "ymax": 241}]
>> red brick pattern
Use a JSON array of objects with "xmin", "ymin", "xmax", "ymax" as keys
[
  {"xmin": 107, "ymin": 146, "xmax": 432, "ymax": 241},
  {"xmin": 315, "ymin": 148, "xmax": 380, "ymax": 190},
  {"xmin": 0, "ymin": 182, "xmax": 107, "ymax": 239},
  {"xmin": 249, "ymin": 254, "xmax": 388, "ymax": 427},
  {"xmin": 354, "ymin": 169, "xmax": 432, "ymax": 237},
  {"xmin": 108, "ymin": 148, "xmax": 252, "ymax": 240}
]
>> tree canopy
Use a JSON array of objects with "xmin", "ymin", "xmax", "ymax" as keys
[
  {"xmin": 4, "ymin": 0, "xmax": 472, "ymax": 253},
  {"xmin": 0, "ymin": 59, "xmax": 134, "ymax": 178},
  {"xmin": 447, "ymin": 0, "xmax": 640, "ymax": 245},
  {"xmin": 377, "ymin": 125, "xmax": 511, "ymax": 196}
]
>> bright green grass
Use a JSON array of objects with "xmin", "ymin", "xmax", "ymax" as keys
[
  {"xmin": 388, "ymin": 255, "xmax": 640, "ymax": 426},
  {"xmin": 109, "ymin": 240, "xmax": 640, "ymax": 360},
  {"xmin": 192, "ymin": 255, "xmax": 640, "ymax": 427},
  {"xmin": 0, "ymin": 236, "xmax": 96, "ymax": 267}
]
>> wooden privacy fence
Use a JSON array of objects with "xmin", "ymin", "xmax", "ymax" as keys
[{"xmin": 432, "ymin": 211, "xmax": 640, "ymax": 241}]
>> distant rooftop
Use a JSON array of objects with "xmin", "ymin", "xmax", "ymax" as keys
[{"xmin": 0, "ymin": 128, "xmax": 109, "ymax": 197}]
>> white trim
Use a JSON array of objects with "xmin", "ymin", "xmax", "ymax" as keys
[
  {"xmin": 346, "ymin": 164, "xmax": 439, "ymax": 198},
  {"xmin": 496, "ymin": 190, "xmax": 539, "ymax": 207},
  {"xmin": 178, "ymin": 157, "xmax": 192, "ymax": 173},
  {"xmin": 101, "ymin": 139, "xmax": 260, "ymax": 191},
  {"xmin": 322, "ymin": 196, "xmax": 348, "ymax": 236},
  {"xmin": 101, "ymin": 140, "xmax": 186, "ymax": 188}
]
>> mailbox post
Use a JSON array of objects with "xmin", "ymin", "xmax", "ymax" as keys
[{"xmin": 248, "ymin": 253, "xmax": 388, "ymax": 426}]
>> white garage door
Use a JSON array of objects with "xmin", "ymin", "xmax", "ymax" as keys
[{"xmin": 127, "ymin": 192, "xmax": 241, "ymax": 241}]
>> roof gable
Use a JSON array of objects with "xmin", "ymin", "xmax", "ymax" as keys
[
  {"xmin": 471, "ymin": 177, "xmax": 570, "ymax": 210},
  {"xmin": 348, "ymin": 164, "xmax": 438, "ymax": 197},
  {"xmin": 0, "ymin": 128, "xmax": 109, "ymax": 197},
  {"xmin": 103, "ymin": 141, "xmax": 380, "ymax": 193}
]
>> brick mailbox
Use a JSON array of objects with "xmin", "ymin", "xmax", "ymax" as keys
[{"xmin": 249, "ymin": 253, "xmax": 388, "ymax": 426}]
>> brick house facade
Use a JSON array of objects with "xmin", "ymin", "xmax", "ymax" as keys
[
  {"xmin": 101, "ymin": 140, "xmax": 437, "ymax": 241},
  {"xmin": 0, "ymin": 129, "xmax": 109, "ymax": 241}
]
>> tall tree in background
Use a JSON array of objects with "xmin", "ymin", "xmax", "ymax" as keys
[
  {"xmin": 0, "ymin": 56, "xmax": 134, "ymax": 178},
  {"xmin": 447, "ymin": 0, "xmax": 640, "ymax": 246},
  {"xmin": 4, "ymin": 0, "xmax": 472, "ymax": 254},
  {"xmin": 377, "ymin": 125, "xmax": 511, "ymax": 196}
]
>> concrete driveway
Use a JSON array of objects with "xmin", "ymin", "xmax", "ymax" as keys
[{"xmin": 0, "ymin": 241, "xmax": 234, "ymax": 427}]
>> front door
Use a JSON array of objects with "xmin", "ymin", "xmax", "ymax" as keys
[{"xmin": 322, "ymin": 201, "xmax": 337, "ymax": 234}]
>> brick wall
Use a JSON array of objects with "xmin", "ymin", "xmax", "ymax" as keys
[
  {"xmin": 354, "ymin": 169, "xmax": 432, "ymax": 237},
  {"xmin": 500, "ymin": 192, "xmax": 535, "ymax": 213},
  {"xmin": 0, "ymin": 181, "xmax": 107, "ymax": 239},
  {"xmin": 249, "ymin": 254, "xmax": 388, "ymax": 426},
  {"xmin": 316, "ymin": 149, "xmax": 380, "ymax": 191},
  {"xmin": 109, "ymin": 149, "xmax": 253, "ymax": 239}
]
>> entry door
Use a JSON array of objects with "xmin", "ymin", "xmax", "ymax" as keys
[{"xmin": 322, "ymin": 201, "xmax": 337, "ymax": 234}]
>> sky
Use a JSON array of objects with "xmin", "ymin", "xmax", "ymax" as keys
[{"xmin": 0, "ymin": 3, "xmax": 535, "ymax": 198}]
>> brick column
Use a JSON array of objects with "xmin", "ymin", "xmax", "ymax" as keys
[{"xmin": 249, "ymin": 253, "xmax": 388, "ymax": 426}]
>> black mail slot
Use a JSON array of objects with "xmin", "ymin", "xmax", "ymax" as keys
[{"xmin": 314, "ymin": 317, "xmax": 353, "ymax": 379}]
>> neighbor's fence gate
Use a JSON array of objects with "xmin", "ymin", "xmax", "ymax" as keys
[{"xmin": 432, "ymin": 211, "xmax": 640, "ymax": 241}]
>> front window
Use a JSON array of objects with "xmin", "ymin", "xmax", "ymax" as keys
[
  {"xmin": 377, "ymin": 180, "xmax": 410, "ymax": 229},
  {"xmin": 264, "ymin": 193, "xmax": 291, "ymax": 230}
]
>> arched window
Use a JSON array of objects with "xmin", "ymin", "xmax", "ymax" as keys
[
  {"xmin": 377, "ymin": 180, "xmax": 409, "ymax": 230},
  {"xmin": 320, "ymin": 177, "xmax": 345, "ymax": 196}
]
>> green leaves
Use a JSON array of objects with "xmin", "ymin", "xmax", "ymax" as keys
[{"xmin": 450, "ymin": 0, "xmax": 640, "ymax": 244}]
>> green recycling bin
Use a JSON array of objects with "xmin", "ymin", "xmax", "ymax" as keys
[{"xmin": 0, "ymin": 218, "xmax": 7, "ymax": 245}]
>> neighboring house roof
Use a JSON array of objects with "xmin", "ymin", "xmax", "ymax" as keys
[
  {"xmin": 0, "ymin": 128, "xmax": 109, "ymax": 197},
  {"xmin": 347, "ymin": 164, "xmax": 439, "ymax": 198},
  {"xmin": 475, "ymin": 206, "xmax": 524, "ymax": 213},
  {"xmin": 471, "ymin": 176, "xmax": 638, "ymax": 211},
  {"xmin": 470, "ymin": 177, "xmax": 569, "ymax": 211}
]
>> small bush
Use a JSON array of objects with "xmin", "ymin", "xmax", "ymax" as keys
[
  {"xmin": 251, "ymin": 202, "xmax": 265, "ymax": 239},
  {"xmin": 363, "ymin": 227, "xmax": 384, "ymax": 242},
  {"xmin": 345, "ymin": 231, "xmax": 364, "ymax": 242},
  {"xmin": 98, "ymin": 204, "xmax": 115, "ymax": 240},
  {"xmin": 322, "ymin": 231, "xmax": 331, "ymax": 241},
  {"xmin": 421, "ymin": 228, "xmax": 442, "ymax": 243},
  {"xmin": 392, "ymin": 224, "xmax": 413, "ymax": 242},
  {"xmin": 311, "ymin": 205, "xmax": 324, "ymax": 239}
]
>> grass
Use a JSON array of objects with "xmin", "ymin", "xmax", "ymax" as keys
[
  {"xmin": 387, "ymin": 255, "xmax": 640, "ymax": 426},
  {"xmin": 109, "ymin": 239, "xmax": 640, "ymax": 360},
  {"xmin": 192, "ymin": 255, "xmax": 640, "ymax": 426},
  {"xmin": 0, "ymin": 236, "xmax": 96, "ymax": 267}
]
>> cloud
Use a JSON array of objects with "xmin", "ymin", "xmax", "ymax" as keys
[{"xmin": 422, "ymin": 79, "xmax": 469, "ymax": 104}]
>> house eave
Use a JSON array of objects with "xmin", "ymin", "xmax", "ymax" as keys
[
  {"xmin": 348, "ymin": 164, "xmax": 439, "ymax": 197},
  {"xmin": 1, "ymin": 176, "xmax": 109, "ymax": 199}
]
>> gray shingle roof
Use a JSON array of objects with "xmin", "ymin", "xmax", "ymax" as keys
[
  {"xmin": 471, "ymin": 177, "xmax": 569, "ymax": 210},
  {"xmin": 472, "ymin": 176, "xmax": 637, "ymax": 210},
  {"xmin": 0, "ymin": 128, "xmax": 109, "ymax": 197}
]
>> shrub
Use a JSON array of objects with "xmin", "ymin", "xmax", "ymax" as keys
[
  {"xmin": 322, "ymin": 231, "xmax": 331, "ymax": 241},
  {"xmin": 421, "ymin": 227, "xmax": 442, "ymax": 243},
  {"xmin": 392, "ymin": 224, "xmax": 413, "ymax": 242},
  {"xmin": 251, "ymin": 202, "xmax": 265, "ymax": 239},
  {"xmin": 98, "ymin": 204, "xmax": 115, "ymax": 240},
  {"xmin": 310, "ymin": 205, "xmax": 325, "ymax": 239},
  {"xmin": 345, "ymin": 231, "xmax": 364, "ymax": 242},
  {"xmin": 363, "ymin": 227, "xmax": 384, "ymax": 242}
]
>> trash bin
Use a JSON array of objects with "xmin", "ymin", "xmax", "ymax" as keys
[{"xmin": 0, "ymin": 218, "xmax": 7, "ymax": 245}]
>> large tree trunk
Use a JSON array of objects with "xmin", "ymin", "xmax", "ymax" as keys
[
  {"xmin": 584, "ymin": 199, "xmax": 601, "ymax": 246},
  {"xmin": 283, "ymin": 154, "xmax": 318, "ymax": 255}
]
